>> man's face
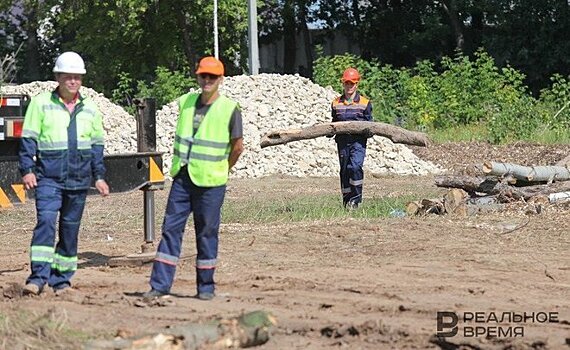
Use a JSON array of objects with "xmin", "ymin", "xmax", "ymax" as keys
[
  {"xmin": 343, "ymin": 80, "xmax": 357, "ymax": 96},
  {"xmin": 197, "ymin": 73, "xmax": 222, "ymax": 93},
  {"xmin": 56, "ymin": 73, "xmax": 83, "ymax": 96}
]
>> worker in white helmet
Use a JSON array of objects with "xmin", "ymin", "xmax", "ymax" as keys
[{"xmin": 19, "ymin": 51, "xmax": 109, "ymax": 297}]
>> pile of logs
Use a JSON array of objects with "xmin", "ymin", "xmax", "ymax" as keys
[{"xmin": 407, "ymin": 159, "xmax": 570, "ymax": 216}]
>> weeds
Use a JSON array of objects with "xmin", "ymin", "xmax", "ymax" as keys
[{"xmin": 221, "ymin": 194, "xmax": 417, "ymax": 224}]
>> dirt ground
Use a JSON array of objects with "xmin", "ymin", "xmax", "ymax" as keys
[{"xmin": 0, "ymin": 142, "xmax": 569, "ymax": 349}]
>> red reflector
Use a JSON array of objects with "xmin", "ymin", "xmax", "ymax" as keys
[{"xmin": 13, "ymin": 120, "xmax": 23, "ymax": 137}]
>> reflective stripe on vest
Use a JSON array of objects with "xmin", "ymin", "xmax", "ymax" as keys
[
  {"xmin": 171, "ymin": 93, "xmax": 236, "ymax": 187},
  {"xmin": 21, "ymin": 91, "xmax": 104, "ymax": 150}
]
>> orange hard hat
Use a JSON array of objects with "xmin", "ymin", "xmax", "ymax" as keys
[
  {"xmin": 196, "ymin": 56, "xmax": 224, "ymax": 76},
  {"xmin": 342, "ymin": 68, "xmax": 360, "ymax": 83}
]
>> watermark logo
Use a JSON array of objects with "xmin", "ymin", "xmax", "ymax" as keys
[{"xmin": 436, "ymin": 311, "xmax": 559, "ymax": 338}]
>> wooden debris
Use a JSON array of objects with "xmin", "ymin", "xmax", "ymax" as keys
[
  {"xmin": 259, "ymin": 121, "xmax": 430, "ymax": 148},
  {"xmin": 84, "ymin": 310, "xmax": 277, "ymax": 350},
  {"xmin": 482, "ymin": 161, "xmax": 570, "ymax": 182},
  {"xmin": 443, "ymin": 189, "xmax": 469, "ymax": 215},
  {"xmin": 413, "ymin": 160, "xmax": 570, "ymax": 217}
]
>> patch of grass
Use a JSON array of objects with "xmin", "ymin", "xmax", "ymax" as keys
[
  {"xmin": 428, "ymin": 124, "xmax": 489, "ymax": 143},
  {"xmin": 522, "ymin": 127, "xmax": 570, "ymax": 144},
  {"xmin": 0, "ymin": 308, "xmax": 90, "ymax": 349},
  {"xmin": 222, "ymin": 194, "xmax": 416, "ymax": 223}
]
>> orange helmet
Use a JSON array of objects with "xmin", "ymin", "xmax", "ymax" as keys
[
  {"xmin": 196, "ymin": 56, "xmax": 224, "ymax": 76},
  {"xmin": 342, "ymin": 68, "xmax": 360, "ymax": 83}
]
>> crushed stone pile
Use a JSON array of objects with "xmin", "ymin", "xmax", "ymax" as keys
[{"xmin": 2, "ymin": 75, "xmax": 442, "ymax": 178}]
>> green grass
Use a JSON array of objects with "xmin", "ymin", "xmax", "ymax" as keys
[
  {"xmin": 524, "ymin": 127, "xmax": 570, "ymax": 144},
  {"xmin": 428, "ymin": 124, "xmax": 489, "ymax": 143},
  {"xmin": 0, "ymin": 309, "xmax": 92, "ymax": 349},
  {"xmin": 221, "ymin": 194, "xmax": 416, "ymax": 223}
]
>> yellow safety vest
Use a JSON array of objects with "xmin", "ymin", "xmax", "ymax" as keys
[{"xmin": 170, "ymin": 93, "xmax": 237, "ymax": 187}]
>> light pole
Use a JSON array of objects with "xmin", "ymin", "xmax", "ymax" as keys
[
  {"xmin": 247, "ymin": 0, "xmax": 260, "ymax": 74},
  {"xmin": 214, "ymin": 0, "xmax": 219, "ymax": 59}
]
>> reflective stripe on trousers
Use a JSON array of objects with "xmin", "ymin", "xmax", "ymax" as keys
[
  {"xmin": 149, "ymin": 170, "xmax": 226, "ymax": 294},
  {"xmin": 26, "ymin": 184, "xmax": 86, "ymax": 289},
  {"xmin": 337, "ymin": 140, "xmax": 367, "ymax": 206}
]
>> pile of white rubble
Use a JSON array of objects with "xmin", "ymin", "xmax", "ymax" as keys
[{"xmin": 2, "ymin": 74, "xmax": 442, "ymax": 178}]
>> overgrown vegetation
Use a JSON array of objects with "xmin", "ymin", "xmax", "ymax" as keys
[{"xmin": 313, "ymin": 51, "xmax": 570, "ymax": 144}]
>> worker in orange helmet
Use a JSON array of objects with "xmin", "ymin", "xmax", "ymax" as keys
[
  {"xmin": 330, "ymin": 67, "xmax": 373, "ymax": 209},
  {"xmin": 143, "ymin": 56, "xmax": 244, "ymax": 301}
]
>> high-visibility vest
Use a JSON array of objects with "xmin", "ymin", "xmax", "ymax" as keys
[
  {"xmin": 170, "ymin": 93, "xmax": 237, "ymax": 187},
  {"xmin": 22, "ymin": 91, "xmax": 104, "ymax": 151},
  {"xmin": 20, "ymin": 91, "xmax": 105, "ymax": 189}
]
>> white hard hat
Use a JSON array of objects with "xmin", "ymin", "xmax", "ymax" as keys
[{"xmin": 53, "ymin": 51, "xmax": 86, "ymax": 74}]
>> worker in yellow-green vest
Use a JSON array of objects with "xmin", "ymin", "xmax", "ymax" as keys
[
  {"xmin": 19, "ymin": 51, "xmax": 110, "ymax": 297},
  {"xmin": 143, "ymin": 56, "xmax": 244, "ymax": 301}
]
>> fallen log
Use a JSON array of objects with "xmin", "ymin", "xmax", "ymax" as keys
[
  {"xmin": 259, "ymin": 121, "xmax": 429, "ymax": 148},
  {"xmin": 435, "ymin": 175, "xmax": 503, "ymax": 194},
  {"xmin": 435, "ymin": 175, "xmax": 570, "ymax": 201},
  {"xmin": 483, "ymin": 161, "xmax": 570, "ymax": 182},
  {"xmin": 84, "ymin": 310, "xmax": 277, "ymax": 350}
]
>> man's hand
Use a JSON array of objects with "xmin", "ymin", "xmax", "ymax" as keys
[
  {"xmin": 22, "ymin": 173, "xmax": 37, "ymax": 190},
  {"xmin": 95, "ymin": 179, "xmax": 110, "ymax": 197}
]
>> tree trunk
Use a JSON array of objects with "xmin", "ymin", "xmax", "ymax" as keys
[
  {"xmin": 282, "ymin": 0, "xmax": 296, "ymax": 74},
  {"xmin": 260, "ymin": 121, "xmax": 430, "ymax": 148},
  {"xmin": 174, "ymin": 3, "xmax": 196, "ymax": 72},
  {"xmin": 441, "ymin": 0, "xmax": 464, "ymax": 51},
  {"xmin": 22, "ymin": 4, "xmax": 41, "ymax": 82},
  {"xmin": 483, "ymin": 161, "xmax": 570, "ymax": 182},
  {"xmin": 298, "ymin": 1, "xmax": 312, "ymax": 77}
]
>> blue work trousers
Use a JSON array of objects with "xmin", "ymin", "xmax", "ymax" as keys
[
  {"xmin": 26, "ymin": 184, "xmax": 87, "ymax": 290},
  {"xmin": 337, "ymin": 139, "xmax": 367, "ymax": 206},
  {"xmin": 149, "ymin": 170, "xmax": 226, "ymax": 295}
]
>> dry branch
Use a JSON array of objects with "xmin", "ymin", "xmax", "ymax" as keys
[{"xmin": 259, "ymin": 121, "xmax": 429, "ymax": 148}]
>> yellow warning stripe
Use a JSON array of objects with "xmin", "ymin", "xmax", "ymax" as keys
[
  {"xmin": 149, "ymin": 157, "xmax": 164, "ymax": 183},
  {"xmin": 0, "ymin": 188, "xmax": 13, "ymax": 208},
  {"xmin": 11, "ymin": 184, "xmax": 26, "ymax": 203}
]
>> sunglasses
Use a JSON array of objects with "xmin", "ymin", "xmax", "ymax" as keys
[{"xmin": 198, "ymin": 73, "xmax": 221, "ymax": 80}]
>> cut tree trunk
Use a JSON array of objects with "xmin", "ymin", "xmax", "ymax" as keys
[
  {"xmin": 443, "ymin": 188, "xmax": 469, "ymax": 215},
  {"xmin": 260, "ymin": 121, "xmax": 429, "ymax": 148},
  {"xmin": 84, "ymin": 310, "xmax": 277, "ymax": 350},
  {"xmin": 483, "ymin": 161, "xmax": 570, "ymax": 182}
]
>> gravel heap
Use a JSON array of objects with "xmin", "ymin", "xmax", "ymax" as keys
[
  {"xmin": 2, "ymin": 81, "xmax": 137, "ymax": 155},
  {"xmin": 2, "ymin": 75, "xmax": 442, "ymax": 178}
]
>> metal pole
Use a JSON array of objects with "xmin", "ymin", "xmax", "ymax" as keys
[
  {"xmin": 134, "ymin": 98, "xmax": 157, "ymax": 244},
  {"xmin": 214, "ymin": 0, "xmax": 219, "ymax": 59},
  {"xmin": 247, "ymin": 0, "xmax": 260, "ymax": 74}
]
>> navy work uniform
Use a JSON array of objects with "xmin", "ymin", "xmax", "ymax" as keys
[
  {"xmin": 331, "ymin": 92, "xmax": 373, "ymax": 207},
  {"xmin": 148, "ymin": 92, "xmax": 243, "ymax": 298},
  {"xmin": 19, "ymin": 90, "xmax": 106, "ymax": 291}
]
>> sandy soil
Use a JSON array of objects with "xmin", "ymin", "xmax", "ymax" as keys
[{"xmin": 0, "ymin": 143, "xmax": 569, "ymax": 349}]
